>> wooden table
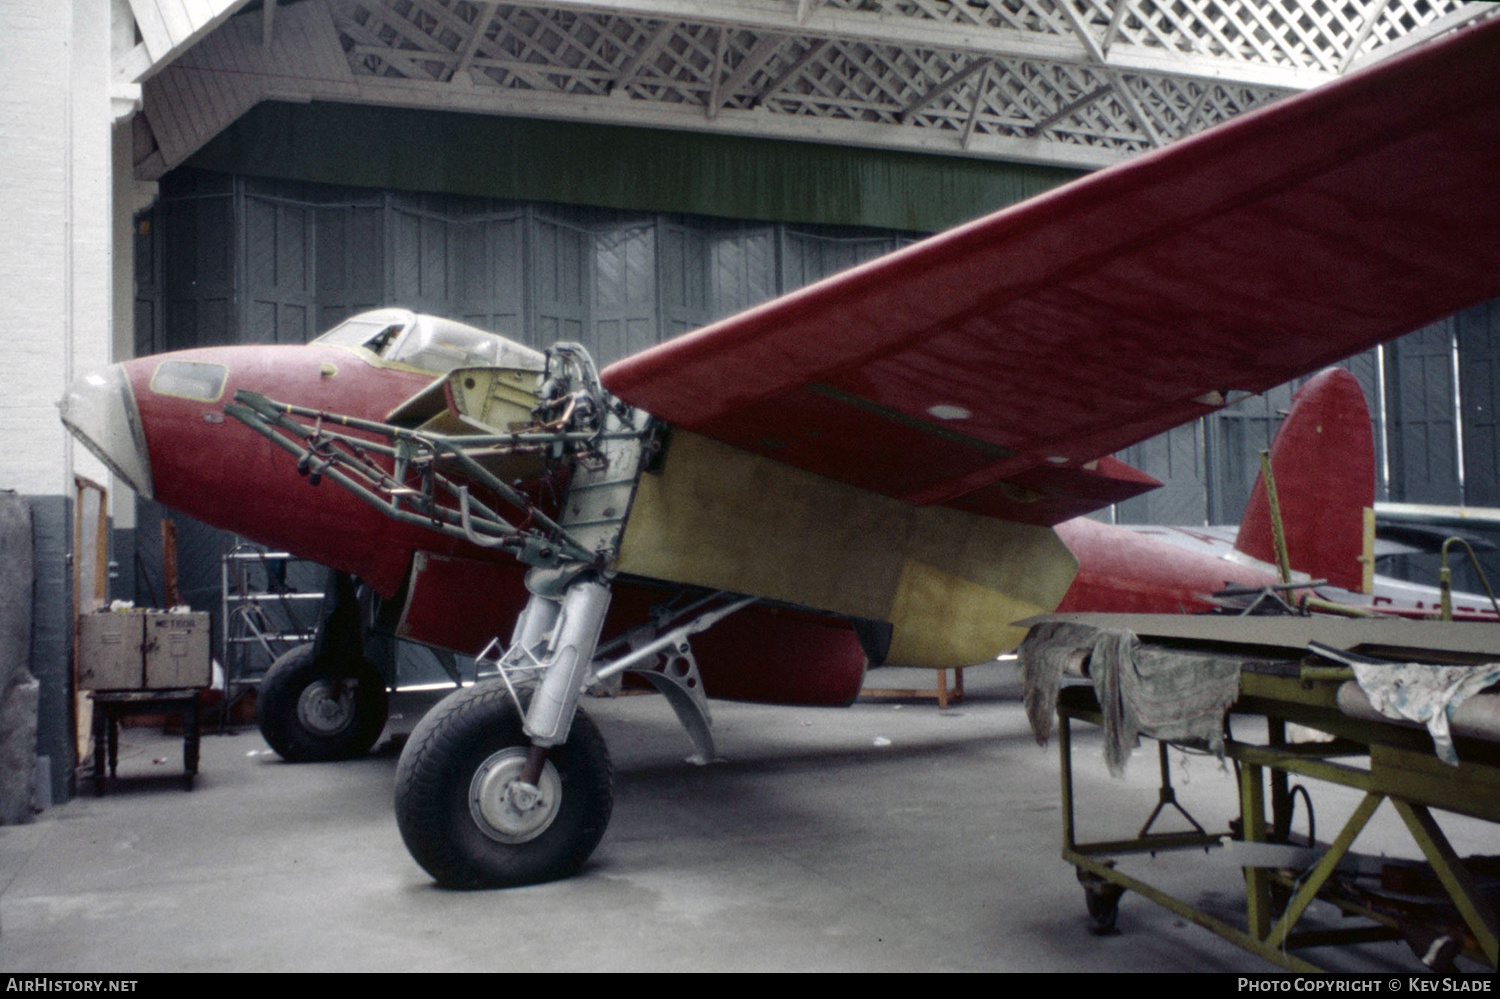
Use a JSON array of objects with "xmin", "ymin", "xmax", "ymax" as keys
[{"xmin": 89, "ymin": 689, "xmax": 203, "ymax": 793}]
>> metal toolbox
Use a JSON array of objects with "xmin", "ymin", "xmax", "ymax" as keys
[{"xmin": 78, "ymin": 611, "xmax": 211, "ymax": 690}]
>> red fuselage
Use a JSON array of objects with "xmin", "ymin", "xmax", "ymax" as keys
[
  {"xmin": 128, "ymin": 343, "xmax": 437, "ymax": 596},
  {"xmin": 107, "ymin": 343, "xmax": 870, "ymax": 704},
  {"xmin": 1056, "ymin": 517, "xmax": 1273, "ymax": 614}
]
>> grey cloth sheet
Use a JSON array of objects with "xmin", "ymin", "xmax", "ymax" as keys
[{"xmin": 1020, "ymin": 622, "xmax": 1242, "ymax": 775}]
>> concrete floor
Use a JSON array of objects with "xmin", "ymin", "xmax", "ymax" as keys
[{"xmin": 0, "ymin": 665, "xmax": 1491, "ymax": 972}]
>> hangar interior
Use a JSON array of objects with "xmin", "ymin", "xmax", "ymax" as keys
[
  {"xmin": 4, "ymin": 0, "xmax": 1500, "ymax": 972},
  {"xmin": 13, "ymin": 0, "xmax": 1500, "ymax": 808}
]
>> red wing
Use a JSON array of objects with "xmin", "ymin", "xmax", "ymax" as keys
[{"xmin": 602, "ymin": 18, "xmax": 1500, "ymax": 527}]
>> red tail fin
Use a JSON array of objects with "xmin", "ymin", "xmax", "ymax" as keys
[{"xmin": 1234, "ymin": 368, "xmax": 1375, "ymax": 591}]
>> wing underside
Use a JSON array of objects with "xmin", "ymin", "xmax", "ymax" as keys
[{"xmin": 601, "ymin": 17, "xmax": 1500, "ymax": 527}]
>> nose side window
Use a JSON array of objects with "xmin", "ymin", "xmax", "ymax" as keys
[{"xmin": 150, "ymin": 361, "xmax": 228, "ymax": 402}]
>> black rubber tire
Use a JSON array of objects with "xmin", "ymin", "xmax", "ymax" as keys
[
  {"xmin": 1084, "ymin": 887, "xmax": 1122, "ymax": 935},
  {"xmin": 256, "ymin": 643, "xmax": 389, "ymax": 762},
  {"xmin": 393, "ymin": 683, "xmax": 613, "ymax": 889},
  {"xmin": 1077, "ymin": 865, "xmax": 1125, "ymax": 936}
]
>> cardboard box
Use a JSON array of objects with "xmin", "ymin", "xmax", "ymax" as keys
[{"xmin": 78, "ymin": 611, "xmax": 211, "ymax": 690}]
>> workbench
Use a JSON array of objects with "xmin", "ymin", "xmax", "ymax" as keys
[{"xmin": 1026, "ymin": 614, "xmax": 1500, "ymax": 973}]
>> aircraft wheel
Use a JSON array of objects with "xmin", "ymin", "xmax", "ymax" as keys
[
  {"xmin": 394, "ymin": 683, "xmax": 612, "ymax": 889},
  {"xmin": 257, "ymin": 643, "xmax": 389, "ymax": 762}
]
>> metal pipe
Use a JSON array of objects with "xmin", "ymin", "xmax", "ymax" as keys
[
  {"xmin": 1438, "ymin": 535, "xmax": 1500, "ymax": 620},
  {"xmin": 1259, "ymin": 449, "xmax": 1292, "ymax": 585},
  {"xmin": 591, "ymin": 596, "xmax": 756, "ymax": 683},
  {"xmin": 226, "ymin": 398, "xmax": 596, "ymax": 563}
]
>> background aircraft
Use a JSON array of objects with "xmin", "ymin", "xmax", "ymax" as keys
[
  {"xmin": 61, "ymin": 17, "xmax": 1500, "ymax": 888},
  {"xmin": 1059, "ymin": 366, "xmax": 1500, "ymax": 620}
]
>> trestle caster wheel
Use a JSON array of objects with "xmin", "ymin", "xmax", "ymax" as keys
[
  {"xmin": 1077, "ymin": 866, "xmax": 1126, "ymax": 936},
  {"xmin": 1402, "ymin": 925, "xmax": 1460, "ymax": 974},
  {"xmin": 394, "ymin": 683, "xmax": 613, "ymax": 889},
  {"xmin": 257, "ymin": 643, "xmax": 389, "ymax": 762}
]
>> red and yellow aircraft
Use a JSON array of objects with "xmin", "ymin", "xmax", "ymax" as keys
[{"xmin": 62, "ymin": 18, "xmax": 1500, "ymax": 888}]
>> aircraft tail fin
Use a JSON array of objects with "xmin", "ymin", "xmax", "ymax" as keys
[{"xmin": 1233, "ymin": 367, "xmax": 1375, "ymax": 592}]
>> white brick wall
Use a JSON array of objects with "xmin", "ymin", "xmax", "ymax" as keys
[{"xmin": 2, "ymin": 1, "xmax": 114, "ymax": 499}]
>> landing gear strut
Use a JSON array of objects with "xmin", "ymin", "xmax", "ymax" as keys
[
  {"xmin": 395, "ymin": 573, "xmax": 614, "ymax": 888},
  {"xmin": 256, "ymin": 571, "xmax": 389, "ymax": 762},
  {"xmin": 393, "ymin": 571, "xmax": 754, "ymax": 888}
]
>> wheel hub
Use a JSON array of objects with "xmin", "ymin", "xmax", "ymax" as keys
[
  {"xmin": 469, "ymin": 747, "xmax": 562, "ymax": 844},
  {"xmin": 297, "ymin": 678, "xmax": 356, "ymax": 736}
]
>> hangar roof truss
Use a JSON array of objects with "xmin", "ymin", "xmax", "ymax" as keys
[{"xmin": 123, "ymin": 0, "xmax": 1499, "ymax": 179}]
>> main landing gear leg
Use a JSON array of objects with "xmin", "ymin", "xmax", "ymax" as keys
[
  {"xmin": 394, "ymin": 574, "xmax": 614, "ymax": 889},
  {"xmin": 256, "ymin": 571, "xmax": 389, "ymax": 762}
]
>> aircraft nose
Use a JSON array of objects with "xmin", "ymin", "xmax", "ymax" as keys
[{"xmin": 59, "ymin": 363, "xmax": 155, "ymax": 499}]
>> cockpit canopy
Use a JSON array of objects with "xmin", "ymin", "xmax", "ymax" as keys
[{"xmin": 315, "ymin": 309, "xmax": 546, "ymax": 375}]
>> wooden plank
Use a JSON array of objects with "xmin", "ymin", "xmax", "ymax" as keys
[
  {"xmin": 155, "ymin": 0, "xmax": 196, "ymax": 51},
  {"xmin": 170, "ymin": 62, "xmax": 212, "ymax": 152},
  {"xmin": 210, "ymin": 7, "xmax": 249, "ymax": 73},
  {"xmin": 299, "ymin": 0, "xmax": 354, "ymax": 82},
  {"xmin": 175, "ymin": 65, "xmax": 216, "ymax": 162},
  {"xmin": 143, "ymin": 72, "xmax": 190, "ymax": 167},
  {"xmin": 114, "ymin": 41, "xmax": 156, "ymax": 84},
  {"xmin": 128, "ymin": 0, "xmax": 175, "ymax": 61},
  {"xmin": 123, "ymin": 0, "xmax": 255, "ymax": 82},
  {"xmin": 217, "ymin": 19, "xmax": 263, "ymax": 114},
  {"xmin": 193, "ymin": 30, "xmax": 241, "ymax": 135},
  {"xmin": 180, "ymin": 0, "xmax": 217, "ymax": 35},
  {"xmin": 135, "ymin": 149, "xmax": 168, "ymax": 181}
]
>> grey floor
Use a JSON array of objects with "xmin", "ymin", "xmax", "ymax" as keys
[{"xmin": 0, "ymin": 666, "xmax": 1491, "ymax": 972}]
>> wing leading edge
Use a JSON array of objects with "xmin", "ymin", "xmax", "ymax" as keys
[{"xmin": 602, "ymin": 17, "xmax": 1500, "ymax": 527}]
